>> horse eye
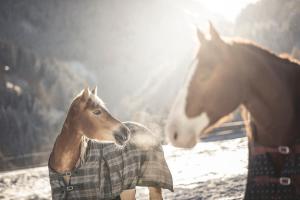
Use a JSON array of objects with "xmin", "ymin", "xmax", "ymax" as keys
[{"xmin": 93, "ymin": 110, "xmax": 102, "ymax": 115}]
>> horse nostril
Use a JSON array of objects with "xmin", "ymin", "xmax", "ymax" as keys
[
  {"xmin": 173, "ymin": 132, "xmax": 178, "ymax": 140},
  {"xmin": 122, "ymin": 126, "xmax": 130, "ymax": 140},
  {"xmin": 123, "ymin": 132, "xmax": 128, "ymax": 141},
  {"xmin": 114, "ymin": 133, "xmax": 122, "ymax": 142}
]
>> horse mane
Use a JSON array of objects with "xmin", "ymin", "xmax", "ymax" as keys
[
  {"xmin": 230, "ymin": 38, "xmax": 300, "ymax": 68},
  {"xmin": 231, "ymin": 39, "xmax": 300, "ymax": 98},
  {"xmin": 230, "ymin": 38, "xmax": 300, "ymax": 133}
]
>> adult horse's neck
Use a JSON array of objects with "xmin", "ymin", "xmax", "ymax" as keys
[
  {"xmin": 236, "ymin": 43, "xmax": 300, "ymax": 146},
  {"xmin": 49, "ymin": 115, "xmax": 82, "ymax": 173}
]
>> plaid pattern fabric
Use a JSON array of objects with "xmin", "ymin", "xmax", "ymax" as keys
[{"xmin": 49, "ymin": 122, "xmax": 173, "ymax": 200}]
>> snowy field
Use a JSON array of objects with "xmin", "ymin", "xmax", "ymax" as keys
[{"xmin": 0, "ymin": 134, "xmax": 248, "ymax": 200}]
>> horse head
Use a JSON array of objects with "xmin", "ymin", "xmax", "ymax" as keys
[
  {"xmin": 67, "ymin": 87, "xmax": 130, "ymax": 146},
  {"xmin": 166, "ymin": 23, "xmax": 245, "ymax": 148}
]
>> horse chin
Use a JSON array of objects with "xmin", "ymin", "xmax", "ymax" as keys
[
  {"xmin": 169, "ymin": 132, "xmax": 198, "ymax": 148},
  {"xmin": 172, "ymin": 140, "xmax": 197, "ymax": 148}
]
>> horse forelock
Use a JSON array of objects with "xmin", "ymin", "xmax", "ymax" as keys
[
  {"xmin": 68, "ymin": 92, "xmax": 106, "ymax": 113},
  {"xmin": 85, "ymin": 94, "xmax": 106, "ymax": 110}
]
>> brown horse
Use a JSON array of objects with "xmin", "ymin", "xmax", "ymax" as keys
[
  {"xmin": 49, "ymin": 87, "xmax": 130, "ymax": 173},
  {"xmin": 166, "ymin": 23, "xmax": 300, "ymax": 199},
  {"xmin": 49, "ymin": 87, "xmax": 166, "ymax": 200}
]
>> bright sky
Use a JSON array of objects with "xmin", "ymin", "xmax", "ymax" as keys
[{"xmin": 200, "ymin": 0, "xmax": 259, "ymax": 22}]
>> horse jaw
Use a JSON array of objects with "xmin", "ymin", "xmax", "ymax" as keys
[{"xmin": 166, "ymin": 89, "xmax": 210, "ymax": 148}]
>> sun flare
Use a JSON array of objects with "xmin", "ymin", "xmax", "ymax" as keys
[{"xmin": 199, "ymin": 0, "xmax": 259, "ymax": 22}]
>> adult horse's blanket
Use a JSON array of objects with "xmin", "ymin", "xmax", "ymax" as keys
[
  {"xmin": 245, "ymin": 142, "xmax": 300, "ymax": 200},
  {"xmin": 48, "ymin": 122, "xmax": 173, "ymax": 200}
]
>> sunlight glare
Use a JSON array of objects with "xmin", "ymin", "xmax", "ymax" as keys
[{"xmin": 199, "ymin": 0, "xmax": 259, "ymax": 22}]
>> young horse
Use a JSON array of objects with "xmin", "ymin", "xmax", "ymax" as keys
[
  {"xmin": 49, "ymin": 87, "xmax": 172, "ymax": 200},
  {"xmin": 49, "ymin": 87, "xmax": 130, "ymax": 173},
  {"xmin": 166, "ymin": 23, "xmax": 300, "ymax": 199}
]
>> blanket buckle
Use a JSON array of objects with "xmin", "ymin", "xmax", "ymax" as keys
[
  {"xmin": 279, "ymin": 177, "xmax": 291, "ymax": 186},
  {"xmin": 278, "ymin": 146, "xmax": 290, "ymax": 154}
]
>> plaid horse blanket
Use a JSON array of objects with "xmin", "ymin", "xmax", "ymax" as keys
[{"xmin": 49, "ymin": 122, "xmax": 173, "ymax": 200}]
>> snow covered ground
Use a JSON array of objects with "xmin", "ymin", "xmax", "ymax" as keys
[{"xmin": 0, "ymin": 135, "xmax": 248, "ymax": 200}]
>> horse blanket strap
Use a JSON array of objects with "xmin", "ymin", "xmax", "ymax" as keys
[
  {"xmin": 245, "ymin": 141, "xmax": 300, "ymax": 199},
  {"xmin": 49, "ymin": 122, "xmax": 173, "ymax": 200},
  {"xmin": 254, "ymin": 176, "xmax": 300, "ymax": 186},
  {"xmin": 251, "ymin": 144, "xmax": 300, "ymax": 156}
]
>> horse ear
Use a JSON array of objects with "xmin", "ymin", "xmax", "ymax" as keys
[
  {"xmin": 197, "ymin": 28, "xmax": 206, "ymax": 44},
  {"xmin": 209, "ymin": 21, "xmax": 221, "ymax": 42},
  {"xmin": 91, "ymin": 86, "xmax": 97, "ymax": 96},
  {"xmin": 81, "ymin": 87, "xmax": 90, "ymax": 101}
]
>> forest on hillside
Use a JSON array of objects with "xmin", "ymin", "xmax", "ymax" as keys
[{"xmin": 235, "ymin": 0, "xmax": 300, "ymax": 57}]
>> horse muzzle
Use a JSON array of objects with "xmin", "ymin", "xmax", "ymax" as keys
[{"xmin": 114, "ymin": 125, "xmax": 130, "ymax": 145}]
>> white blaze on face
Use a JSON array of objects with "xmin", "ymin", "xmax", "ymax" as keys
[{"xmin": 166, "ymin": 88, "xmax": 210, "ymax": 148}]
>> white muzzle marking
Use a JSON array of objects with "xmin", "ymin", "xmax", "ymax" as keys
[{"xmin": 166, "ymin": 89, "xmax": 210, "ymax": 148}]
